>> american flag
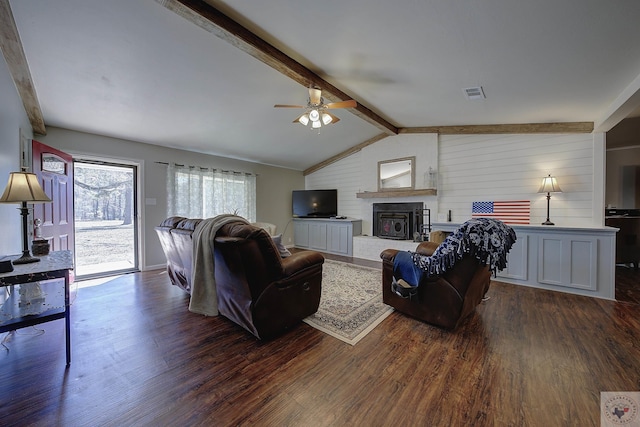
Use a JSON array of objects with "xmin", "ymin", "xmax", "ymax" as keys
[{"xmin": 472, "ymin": 200, "xmax": 530, "ymax": 225}]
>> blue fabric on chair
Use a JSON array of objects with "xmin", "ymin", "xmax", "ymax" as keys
[
  {"xmin": 392, "ymin": 218, "xmax": 516, "ymax": 289},
  {"xmin": 392, "ymin": 250, "xmax": 423, "ymax": 287},
  {"xmin": 412, "ymin": 217, "xmax": 516, "ymax": 276}
]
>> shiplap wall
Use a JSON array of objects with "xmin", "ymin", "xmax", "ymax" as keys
[
  {"xmin": 439, "ymin": 133, "xmax": 596, "ymax": 226},
  {"xmin": 306, "ymin": 134, "xmax": 438, "ymax": 235},
  {"xmin": 306, "ymin": 132, "xmax": 600, "ymax": 232}
]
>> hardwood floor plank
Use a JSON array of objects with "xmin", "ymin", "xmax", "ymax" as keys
[{"xmin": 1, "ymin": 263, "xmax": 639, "ymax": 426}]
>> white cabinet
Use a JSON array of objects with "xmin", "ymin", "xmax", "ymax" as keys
[
  {"xmin": 497, "ymin": 234, "xmax": 529, "ymax": 281},
  {"xmin": 293, "ymin": 220, "xmax": 310, "ymax": 248},
  {"xmin": 431, "ymin": 223, "xmax": 617, "ymax": 300},
  {"xmin": 293, "ymin": 218, "xmax": 362, "ymax": 256},
  {"xmin": 309, "ymin": 222, "xmax": 328, "ymax": 251}
]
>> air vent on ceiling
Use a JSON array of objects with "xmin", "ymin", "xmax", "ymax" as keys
[{"xmin": 463, "ymin": 86, "xmax": 485, "ymax": 100}]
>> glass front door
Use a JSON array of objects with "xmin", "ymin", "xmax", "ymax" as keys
[{"xmin": 73, "ymin": 160, "xmax": 138, "ymax": 279}]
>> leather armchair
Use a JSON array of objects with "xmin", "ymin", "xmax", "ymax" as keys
[
  {"xmin": 155, "ymin": 217, "xmax": 324, "ymax": 339},
  {"xmin": 381, "ymin": 241, "xmax": 491, "ymax": 330}
]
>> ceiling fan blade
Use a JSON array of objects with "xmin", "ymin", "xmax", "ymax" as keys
[
  {"xmin": 309, "ymin": 88, "xmax": 322, "ymax": 105},
  {"xmin": 325, "ymin": 100, "xmax": 357, "ymax": 109},
  {"xmin": 274, "ymin": 104, "xmax": 305, "ymax": 108}
]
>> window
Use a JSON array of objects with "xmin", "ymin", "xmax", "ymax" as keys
[{"xmin": 166, "ymin": 163, "xmax": 256, "ymax": 221}]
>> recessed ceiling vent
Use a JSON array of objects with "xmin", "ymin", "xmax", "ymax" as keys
[{"xmin": 463, "ymin": 86, "xmax": 485, "ymax": 100}]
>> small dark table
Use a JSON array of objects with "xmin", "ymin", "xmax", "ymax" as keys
[{"xmin": 0, "ymin": 250, "xmax": 74, "ymax": 365}]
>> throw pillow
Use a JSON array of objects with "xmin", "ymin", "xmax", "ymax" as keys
[{"xmin": 271, "ymin": 234, "xmax": 291, "ymax": 258}]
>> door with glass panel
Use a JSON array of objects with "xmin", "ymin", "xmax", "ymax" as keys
[{"xmin": 73, "ymin": 160, "xmax": 139, "ymax": 279}]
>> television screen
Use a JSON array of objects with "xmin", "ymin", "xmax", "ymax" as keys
[{"xmin": 292, "ymin": 189, "xmax": 338, "ymax": 218}]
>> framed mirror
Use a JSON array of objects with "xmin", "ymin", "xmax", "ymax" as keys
[{"xmin": 378, "ymin": 157, "xmax": 415, "ymax": 191}]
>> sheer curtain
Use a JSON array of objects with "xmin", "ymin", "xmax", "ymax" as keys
[{"xmin": 166, "ymin": 163, "xmax": 256, "ymax": 221}]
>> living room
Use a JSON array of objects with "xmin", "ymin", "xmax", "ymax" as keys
[{"xmin": 2, "ymin": 1, "xmax": 640, "ymax": 425}]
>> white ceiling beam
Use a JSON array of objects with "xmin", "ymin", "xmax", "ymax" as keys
[{"xmin": 0, "ymin": 0, "xmax": 46, "ymax": 135}]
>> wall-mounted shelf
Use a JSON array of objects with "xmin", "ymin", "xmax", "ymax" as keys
[{"xmin": 356, "ymin": 189, "xmax": 437, "ymax": 198}]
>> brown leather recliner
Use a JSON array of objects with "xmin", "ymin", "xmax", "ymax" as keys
[
  {"xmin": 380, "ymin": 241, "xmax": 491, "ymax": 330},
  {"xmin": 155, "ymin": 217, "xmax": 324, "ymax": 339}
]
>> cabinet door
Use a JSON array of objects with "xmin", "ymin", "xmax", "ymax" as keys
[
  {"xmin": 537, "ymin": 234, "xmax": 598, "ymax": 291},
  {"xmin": 309, "ymin": 223, "xmax": 327, "ymax": 250},
  {"xmin": 293, "ymin": 221, "xmax": 310, "ymax": 248},
  {"xmin": 497, "ymin": 234, "xmax": 528, "ymax": 281},
  {"xmin": 327, "ymin": 223, "xmax": 352, "ymax": 255}
]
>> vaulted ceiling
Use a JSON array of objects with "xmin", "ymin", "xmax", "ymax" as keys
[{"xmin": 3, "ymin": 0, "xmax": 640, "ymax": 171}]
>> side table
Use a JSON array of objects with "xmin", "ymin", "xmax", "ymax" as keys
[{"xmin": 0, "ymin": 250, "xmax": 74, "ymax": 366}]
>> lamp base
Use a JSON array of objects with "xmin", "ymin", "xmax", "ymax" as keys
[
  {"xmin": 541, "ymin": 220, "xmax": 555, "ymax": 226},
  {"xmin": 12, "ymin": 250, "xmax": 41, "ymax": 264}
]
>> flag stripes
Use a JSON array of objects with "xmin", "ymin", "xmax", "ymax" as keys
[{"xmin": 472, "ymin": 200, "xmax": 530, "ymax": 225}]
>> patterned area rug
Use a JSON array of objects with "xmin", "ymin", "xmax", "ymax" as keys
[{"xmin": 303, "ymin": 259, "xmax": 393, "ymax": 345}]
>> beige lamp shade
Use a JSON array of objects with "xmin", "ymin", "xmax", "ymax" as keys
[
  {"xmin": 0, "ymin": 171, "xmax": 51, "ymax": 203},
  {"xmin": 538, "ymin": 174, "xmax": 562, "ymax": 194}
]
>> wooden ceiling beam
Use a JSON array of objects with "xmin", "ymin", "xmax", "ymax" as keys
[
  {"xmin": 399, "ymin": 122, "xmax": 594, "ymax": 135},
  {"xmin": 156, "ymin": 0, "xmax": 398, "ymax": 135},
  {"xmin": 0, "ymin": 0, "xmax": 46, "ymax": 135}
]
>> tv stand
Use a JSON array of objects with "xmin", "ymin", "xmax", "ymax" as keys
[{"xmin": 293, "ymin": 218, "xmax": 362, "ymax": 256}]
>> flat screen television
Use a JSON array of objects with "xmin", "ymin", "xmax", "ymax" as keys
[{"xmin": 292, "ymin": 189, "xmax": 338, "ymax": 218}]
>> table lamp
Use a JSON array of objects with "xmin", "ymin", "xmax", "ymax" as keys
[
  {"xmin": 0, "ymin": 169, "xmax": 52, "ymax": 264},
  {"xmin": 538, "ymin": 174, "xmax": 562, "ymax": 225}
]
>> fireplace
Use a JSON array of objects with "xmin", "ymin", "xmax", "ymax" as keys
[{"xmin": 373, "ymin": 202, "xmax": 425, "ymax": 240}]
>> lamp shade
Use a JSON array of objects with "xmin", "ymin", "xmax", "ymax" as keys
[
  {"xmin": 0, "ymin": 171, "xmax": 51, "ymax": 203},
  {"xmin": 538, "ymin": 174, "xmax": 562, "ymax": 194}
]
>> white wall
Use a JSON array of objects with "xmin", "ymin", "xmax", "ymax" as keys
[
  {"xmin": 37, "ymin": 127, "xmax": 304, "ymax": 269},
  {"xmin": 306, "ymin": 132, "xmax": 602, "ymax": 231},
  {"xmin": 439, "ymin": 133, "xmax": 596, "ymax": 226},
  {"xmin": 306, "ymin": 133, "xmax": 439, "ymax": 235},
  {"xmin": 0, "ymin": 53, "xmax": 34, "ymax": 256}
]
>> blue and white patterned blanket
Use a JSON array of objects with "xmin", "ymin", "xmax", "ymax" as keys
[{"xmin": 411, "ymin": 218, "xmax": 517, "ymax": 277}]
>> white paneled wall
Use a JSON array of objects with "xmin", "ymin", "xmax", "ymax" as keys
[
  {"xmin": 306, "ymin": 134, "xmax": 439, "ymax": 235},
  {"xmin": 305, "ymin": 152, "xmax": 362, "ymax": 219},
  {"xmin": 439, "ymin": 133, "xmax": 596, "ymax": 226},
  {"xmin": 306, "ymin": 132, "xmax": 600, "ymax": 231}
]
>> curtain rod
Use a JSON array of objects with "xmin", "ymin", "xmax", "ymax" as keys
[{"xmin": 155, "ymin": 161, "xmax": 258, "ymax": 176}]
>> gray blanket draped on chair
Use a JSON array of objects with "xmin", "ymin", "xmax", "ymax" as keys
[{"xmin": 189, "ymin": 214, "xmax": 249, "ymax": 316}]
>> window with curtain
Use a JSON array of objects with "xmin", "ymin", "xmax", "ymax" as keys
[{"xmin": 166, "ymin": 163, "xmax": 256, "ymax": 221}]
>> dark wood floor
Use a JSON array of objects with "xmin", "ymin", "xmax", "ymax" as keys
[
  {"xmin": 1, "ymin": 256, "xmax": 639, "ymax": 426},
  {"xmin": 615, "ymin": 264, "xmax": 640, "ymax": 305}
]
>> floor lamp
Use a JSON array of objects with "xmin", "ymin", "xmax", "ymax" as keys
[
  {"xmin": 538, "ymin": 174, "xmax": 562, "ymax": 225},
  {"xmin": 0, "ymin": 170, "xmax": 52, "ymax": 264}
]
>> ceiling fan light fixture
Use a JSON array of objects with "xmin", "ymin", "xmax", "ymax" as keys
[
  {"xmin": 311, "ymin": 120, "xmax": 322, "ymax": 129},
  {"xmin": 298, "ymin": 113, "xmax": 310, "ymax": 126},
  {"xmin": 321, "ymin": 112, "xmax": 333, "ymax": 125},
  {"xmin": 309, "ymin": 109, "xmax": 320, "ymax": 122}
]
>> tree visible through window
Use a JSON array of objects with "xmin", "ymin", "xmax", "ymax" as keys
[{"xmin": 166, "ymin": 164, "xmax": 256, "ymax": 221}]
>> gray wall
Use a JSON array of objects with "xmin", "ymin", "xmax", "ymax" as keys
[
  {"xmin": 36, "ymin": 127, "xmax": 304, "ymax": 269},
  {"xmin": 0, "ymin": 52, "xmax": 34, "ymax": 256}
]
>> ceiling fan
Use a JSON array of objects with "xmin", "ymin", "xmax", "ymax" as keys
[{"xmin": 274, "ymin": 87, "xmax": 357, "ymax": 129}]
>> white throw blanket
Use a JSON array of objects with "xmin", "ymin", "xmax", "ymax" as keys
[{"xmin": 188, "ymin": 214, "xmax": 249, "ymax": 316}]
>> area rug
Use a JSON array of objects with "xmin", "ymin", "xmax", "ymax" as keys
[{"xmin": 303, "ymin": 259, "xmax": 393, "ymax": 345}]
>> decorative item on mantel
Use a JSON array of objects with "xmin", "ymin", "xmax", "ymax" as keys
[
  {"xmin": 538, "ymin": 174, "xmax": 562, "ymax": 225},
  {"xmin": 0, "ymin": 169, "xmax": 52, "ymax": 264},
  {"xmin": 424, "ymin": 167, "xmax": 438, "ymax": 189}
]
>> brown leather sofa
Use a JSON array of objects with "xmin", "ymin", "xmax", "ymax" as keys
[
  {"xmin": 155, "ymin": 216, "xmax": 324, "ymax": 339},
  {"xmin": 380, "ymin": 241, "xmax": 491, "ymax": 330}
]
